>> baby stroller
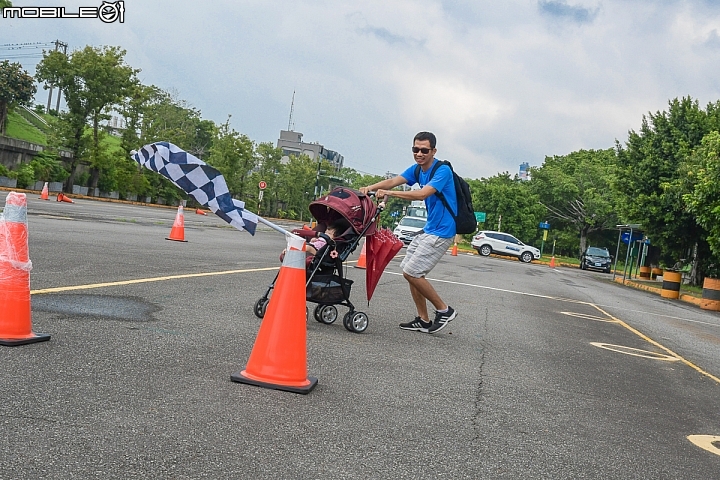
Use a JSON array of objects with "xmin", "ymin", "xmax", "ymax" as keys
[{"xmin": 254, "ymin": 187, "xmax": 380, "ymax": 333}]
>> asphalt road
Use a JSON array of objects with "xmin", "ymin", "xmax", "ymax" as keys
[{"xmin": 1, "ymin": 193, "xmax": 719, "ymax": 479}]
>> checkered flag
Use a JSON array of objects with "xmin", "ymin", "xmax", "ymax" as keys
[{"xmin": 131, "ymin": 142, "xmax": 258, "ymax": 235}]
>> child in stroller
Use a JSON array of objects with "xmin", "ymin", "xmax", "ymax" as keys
[{"xmin": 254, "ymin": 187, "xmax": 380, "ymax": 333}]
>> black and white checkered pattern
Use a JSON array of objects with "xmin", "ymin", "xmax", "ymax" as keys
[{"xmin": 131, "ymin": 142, "xmax": 258, "ymax": 235}]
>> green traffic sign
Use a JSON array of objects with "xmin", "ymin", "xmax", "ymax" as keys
[{"xmin": 474, "ymin": 212, "xmax": 486, "ymax": 222}]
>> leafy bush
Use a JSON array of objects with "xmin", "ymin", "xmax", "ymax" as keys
[
  {"xmin": 29, "ymin": 151, "xmax": 69, "ymax": 182},
  {"xmin": 8, "ymin": 163, "xmax": 35, "ymax": 188}
]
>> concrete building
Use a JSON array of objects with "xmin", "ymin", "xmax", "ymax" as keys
[{"xmin": 276, "ymin": 130, "xmax": 344, "ymax": 171}]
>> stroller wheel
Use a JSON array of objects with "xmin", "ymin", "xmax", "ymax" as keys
[
  {"xmin": 313, "ymin": 305, "xmax": 323, "ymax": 323},
  {"xmin": 253, "ymin": 298, "xmax": 269, "ymax": 318},
  {"xmin": 318, "ymin": 305, "xmax": 338, "ymax": 324},
  {"xmin": 344, "ymin": 311, "xmax": 369, "ymax": 333}
]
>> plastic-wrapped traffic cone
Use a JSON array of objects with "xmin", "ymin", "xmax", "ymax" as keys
[
  {"xmin": 56, "ymin": 193, "xmax": 74, "ymax": 203},
  {"xmin": 451, "ymin": 243, "xmax": 458, "ymax": 256},
  {"xmin": 39, "ymin": 182, "xmax": 49, "ymax": 200},
  {"xmin": 195, "ymin": 208, "xmax": 207, "ymax": 216},
  {"xmin": 549, "ymin": 256, "xmax": 556, "ymax": 268},
  {"xmin": 355, "ymin": 240, "xmax": 367, "ymax": 269},
  {"xmin": 0, "ymin": 192, "xmax": 50, "ymax": 346},
  {"xmin": 232, "ymin": 235, "xmax": 317, "ymax": 394},
  {"xmin": 166, "ymin": 205, "xmax": 187, "ymax": 242}
]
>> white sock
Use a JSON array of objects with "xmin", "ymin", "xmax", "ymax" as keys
[{"xmin": 437, "ymin": 307, "xmax": 448, "ymax": 313}]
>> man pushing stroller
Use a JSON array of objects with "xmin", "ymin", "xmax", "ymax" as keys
[{"xmin": 360, "ymin": 131, "xmax": 457, "ymax": 334}]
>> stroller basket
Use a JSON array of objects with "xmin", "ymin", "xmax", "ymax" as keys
[{"xmin": 306, "ymin": 274, "xmax": 353, "ymax": 304}]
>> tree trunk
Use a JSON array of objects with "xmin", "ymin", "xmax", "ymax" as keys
[
  {"xmin": 578, "ymin": 225, "xmax": 590, "ymax": 257},
  {"xmin": 0, "ymin": 102, "xmax": 7, "ymax": 136},
  {"xmin": 89, "ymin": 168, "xmax": 100, "ymax": 190}
]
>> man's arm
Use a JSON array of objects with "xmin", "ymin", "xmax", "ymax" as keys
[
  {"xmin": 377, "ymin": 184, "xmax": 436, "ymax": 201},
  {"xmin": 359, "ymin": 175, "xmax": 408, "ymax": 195}
]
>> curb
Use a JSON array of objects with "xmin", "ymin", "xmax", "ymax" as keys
[{"xmin": 613, "ymin": 277, "xmax": 704, "ymax": 307}]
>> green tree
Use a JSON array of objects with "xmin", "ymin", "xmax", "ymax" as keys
[
  {"xmin": 616, "ymin": 96, "xmax": 715, "ymax": 281},
  {"xmin": 206, "ymin": 117, "xmax": 254, "ymax": 199},
  {"xmin": 249, "ymin": 142, "xmax": 283, "ymax": 216},
  {"xmin": 35, "ymin": 45, "xmax": 138, "ymax": 191},
  {"xmin": 469, "ymin": 173, "xmax": 544, "ymax": 246},
  {"xmin": 675, "ymin": 131, "xmax": 720, "ymax": 277},
  {"xmin": 531, "ymin": 149, "xmax": 618, "ymax": 255},
  {"xmin": 0, "ymin": 1, "xmax": 12, "ymax": 11},
  {"xmin": 275, "ymin": 154, "xmax": 317, "ymax": 219},
  {"xmin": 0, "ymin": 60, "xmax": 37, "ymax": 136}
]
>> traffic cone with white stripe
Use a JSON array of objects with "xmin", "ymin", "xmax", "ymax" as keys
[
  {"xmin": 232, "ymin": 235, "xmax": 317, "ymax": 394},
  {"xmin": 0, "ymin": 192, "xmax": 50, "ymax": 346},
  {"xmin": 166, "ymin": 205, "xmax": 187, "ymax": 242},
  {"xmin": 39, "ymin": 182, "xmax": 49, "ymax": 200}
]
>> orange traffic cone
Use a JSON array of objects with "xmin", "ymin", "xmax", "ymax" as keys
[
  {"xmin": 39, "ymin": 182, "xmax": 49, "ymax": 200},
  {"xmin": 0, "ymin": 192, "xmax": 50, "ymax": 346},
  {"xmin": 355, "ymin": 240, "xmax": 367, "ymax": 269},
  {"xmin": 166, "ymin": 205, "xmax": 187, "ymax": 242},
  {"xmin": 232, "ymin": 236, "xmax": 317, "ymax": 394},
  {"xmin": 195, "ymin": 208, "xmax": 207, "ymax": 216},
  {"xmin": 549, "ymin": 256, "xmax": 556, "ymax": 268},
  {"xmin": 451, "ymin": 243, "xmax": 458, "ymax": 256},
  {"xmin": 56, "ymin": 193, "xmax": 74, "ymax": 203}
]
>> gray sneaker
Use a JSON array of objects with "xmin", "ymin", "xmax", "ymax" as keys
[
  {"xmin": 399, "ymin": 317, "xmax": 432, "ymax": 332},
  {"xmin": 428, "ymin": 306, "xmax": 456, "ymax": 334}
]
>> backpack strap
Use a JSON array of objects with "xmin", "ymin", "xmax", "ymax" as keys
[{"xmin": 415, "ymin": 160, "xmax": 456, "ymax": 218}]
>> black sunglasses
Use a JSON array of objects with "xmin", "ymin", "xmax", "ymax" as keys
[{"xmin": 412, "ymin": 147, "xmax": 433, "ymax": 154}]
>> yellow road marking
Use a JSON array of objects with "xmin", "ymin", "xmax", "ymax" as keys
[
  {"xmin": 30, "ymin": 266, "xmax": 280, "ymax": 295},
  {"xmin": 590, "ymin": 342, "xmax": 680, "ymax": 361},
  {"xmin": 592, "ymin": 305, "xmax": 720, "ymax": 385},
  {"xmin": 687, "ymin": 435, "xmax": 720, "ymax": 456}
]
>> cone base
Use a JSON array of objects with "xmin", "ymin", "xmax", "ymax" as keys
[
  {"xmin": 165, "ymin": 238, "xmax": 188, "ymax": 242},
  {"xmin": 0, "ymin": 333, "xmax": 50, "ymax": 346},
  {"xmin": 231, "ymin": 370, "xmax": 317, "ymax": 395}
]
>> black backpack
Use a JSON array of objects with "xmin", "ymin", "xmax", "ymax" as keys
[{"xmin": 415, "ymin": 160, "xmax": 476, "ymax": 235}]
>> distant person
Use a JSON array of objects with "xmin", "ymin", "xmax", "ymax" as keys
[{"xmin": 360, "ymin": 131, "xmax": 457, "ymax": 333}]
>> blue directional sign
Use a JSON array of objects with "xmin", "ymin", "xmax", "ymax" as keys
[
  {"xmin": 621, "ymin": 232, "xmax": 644, "ymax": 244},
  {"xmin": 539, "ymin": 222, "xmax": 550, "ymax": 230}
]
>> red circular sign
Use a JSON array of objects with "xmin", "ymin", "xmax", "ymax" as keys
[{"xmin": 259, "ymin": 181, "xmax": 267, "ymax": 190}]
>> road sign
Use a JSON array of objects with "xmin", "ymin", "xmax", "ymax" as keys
[
  {"xmin": 474, "ymin": 212, "xmax": 486, "ymax": 222},
  {"xmin": 259, "ymin": 181, "xmax": 267, "ymax": 190},
  {"xmin": 258, "ymin": 190, "xmax": 264, "ymax": 202},
  {"xmin": 539, "ymin": 221, "xmax": 550, "ymax": 230},
  {"xmin": 543, "ymin": 230, "xmax": 548, "ymax": 241}
]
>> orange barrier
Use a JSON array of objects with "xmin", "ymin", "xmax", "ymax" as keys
[
  {"xmin": 56, "ymin": 193, "xmax": 74, "ymax": 203},
  {"xmin": 0, "ymin": 192, "xmax": 51, "ymax": 346},
  {"xmin": 232, "ymin": 237, "xmax": 317, "ymax": 393},
  {"xmin": 651, "ymin": 267, "xmax": 662, "ymax": 280},
  {"xmin": 166, "ymin": 205, "xmax": 187, "ymax": 242},
  {"xmin": 451, "ymin": 243, "xmax": 458, "ymax": 256},
  {"xmin": 700, "ymin": 277, "xmax": 720, "ymax": 311},
  {"xmin": 639, "ymin": 266, "xmax": 651, "ymax": 279},
  {"xmin": 39, "ymin": 182, "xmax": 49, "ymax": 200},
  {"xmin": 549, "ymin": 256, "xmax": 556, "ymax": 268},
  {"xmin": 355, "ymin": 240, "xmax": 367, "ymax": 269},
  {"xmin": 661, "ymin": 270, "xmax": 682, "ymax": 299}
]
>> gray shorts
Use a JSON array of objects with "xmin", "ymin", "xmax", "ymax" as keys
[{"xmin": 400, "ymin": 233, "xmax": 454, "ymax": 278}]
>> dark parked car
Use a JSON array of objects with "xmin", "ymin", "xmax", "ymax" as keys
[{"xmin": 580, "ymin": 247, "xmax": 613, "ymax": 273}]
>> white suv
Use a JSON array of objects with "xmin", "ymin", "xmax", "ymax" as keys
[
  {"xmin": 393, "ymin": 215, "xmax": 427, "ymax": 245},
  {"xmin": 471, "ymin": 230, "xmax": 541, "ymax": 263}
]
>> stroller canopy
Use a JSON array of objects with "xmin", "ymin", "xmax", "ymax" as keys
[{"xmin": 309, "ymin": 187, "xmax": 378, "ymax": 237}]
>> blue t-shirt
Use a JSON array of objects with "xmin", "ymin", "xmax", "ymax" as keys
[{"xmin": 400, "ymin": 159, "xmax": 457, "ymax": 238}]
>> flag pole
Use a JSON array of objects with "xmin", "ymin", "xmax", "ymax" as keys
[{"xmin": 257, "ymin": 216, "xmax": 304, "ymax": 244}]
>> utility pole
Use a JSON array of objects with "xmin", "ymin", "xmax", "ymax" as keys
[{"xmin": 46, "ymin": 39, "xmax": 68, "ymax": 114}]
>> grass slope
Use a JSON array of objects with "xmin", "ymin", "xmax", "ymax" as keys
[{"xmin": 4, "ymin": 110, "xmax": 47, "ymax": 145}]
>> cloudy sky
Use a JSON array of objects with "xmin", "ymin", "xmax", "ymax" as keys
[{"xmin": 2, "ymin": 0, "xmax": 720, "ymax": 179}]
